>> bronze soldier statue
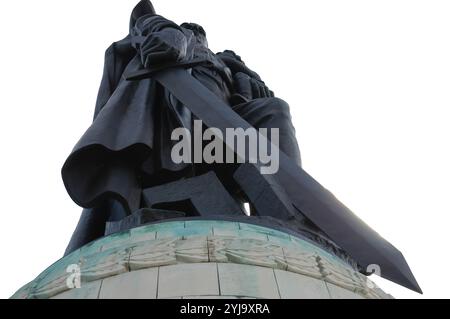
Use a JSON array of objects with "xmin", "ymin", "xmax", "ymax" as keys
[{"xmin": 62, "ymin": 0, "xmax": 421, "ymax": 293}]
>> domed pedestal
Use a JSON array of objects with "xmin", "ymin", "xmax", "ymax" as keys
[{"xmin": 11, "ymin": 219, "xmax": 392, "ymax": 299}]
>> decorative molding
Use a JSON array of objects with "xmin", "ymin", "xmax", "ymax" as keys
[{"xmin": 11, "ymin": 221, "xmax": 392, "ymax": 299}]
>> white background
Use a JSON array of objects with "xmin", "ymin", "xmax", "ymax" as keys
[{"xmin": 0, "ymin": 0, "xmax": 449, "ymax": 299}]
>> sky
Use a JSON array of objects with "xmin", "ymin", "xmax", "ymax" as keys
[{"xmin": 0, "ymin": 0, "xmax": 449, "ymax": 299}]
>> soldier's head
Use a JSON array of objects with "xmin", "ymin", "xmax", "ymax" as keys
[{"xmin": 181, "ymin": 22, "xmax": 208, "ymax": 48}]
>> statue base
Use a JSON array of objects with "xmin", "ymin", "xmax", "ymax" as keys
[{"xmin": 11, "ymin": 219, "xmax": 393, "ymax": 299}]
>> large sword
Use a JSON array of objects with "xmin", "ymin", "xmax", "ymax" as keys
[{"xmin": 130, "ymin": 66, "xmax": 421, "ymax": 293}]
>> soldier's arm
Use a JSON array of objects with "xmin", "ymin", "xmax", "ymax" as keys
[{"xmin": 131, "ymin": 15, "xmax": 191, "ymax": 68}]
